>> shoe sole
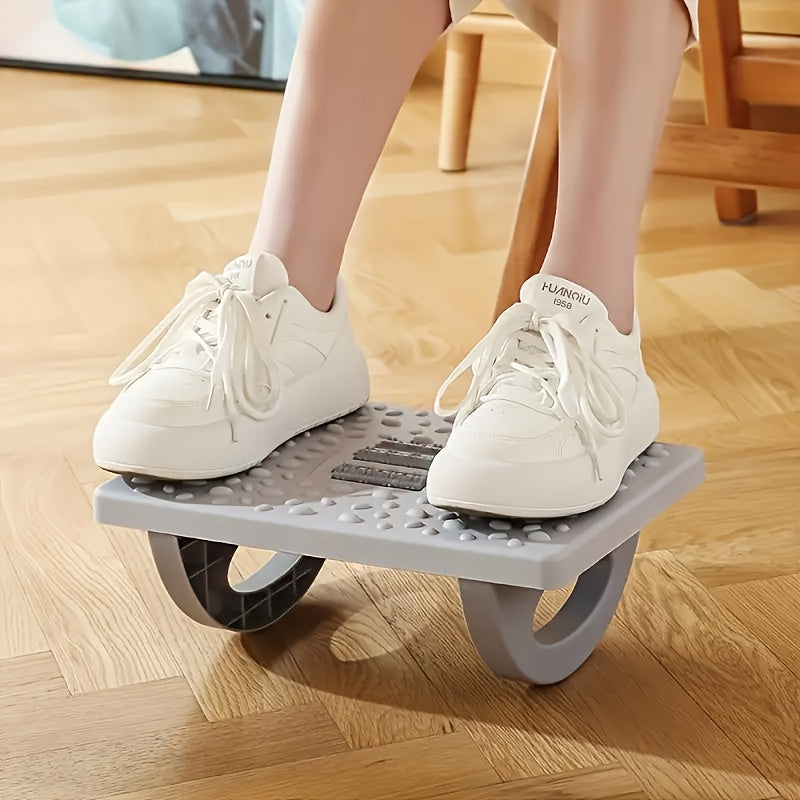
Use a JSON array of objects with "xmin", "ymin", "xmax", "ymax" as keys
[
  {"xmin": 426, "ymin": 398, "xmax": 660, "ymax": 519},
  {"xmin": 426, "ymin": 442, "xmax": 653, "ymax": 519},
  {"xmin": 95, "ymin": 327, "xmax": 370, "ymax": 481},
  {"xmin": 427, "ymin": 374, "xmax": 660, "ymax": 519},
  {"xmin": 96, "ymin": 400, "xmax": 367, "ymax": 481}
]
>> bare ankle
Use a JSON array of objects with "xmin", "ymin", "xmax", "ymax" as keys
[
  {"xmin": 293, "ymin": 279, "xmax": 335, "ymax": 312},
  {"xmin": 248, "ymin": 247, "xmax": 337, "ymax": 312},
  {"xmin": 605, "ymin": 304, "xmax": 634, "ymax": 336}
]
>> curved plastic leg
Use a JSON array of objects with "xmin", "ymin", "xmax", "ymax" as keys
[
  {"xmin": 459, "ymin": 533, "xmax": 639, "ymax": 684},
  {"xmin": 148, "ymin": 533, "xmax": 325, "ymax": 632}
]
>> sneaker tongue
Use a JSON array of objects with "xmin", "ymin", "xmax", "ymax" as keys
[
  {"xmin": 520, "ymin": 274, "xmax": 609, "ymax": 324},
  {"xmin": 486, "ymin": 275, "xmax": 608, "ymax": 409},
  {"xmin": 222, "ymin": 252, "xmax": 289, "ymax": 297}
]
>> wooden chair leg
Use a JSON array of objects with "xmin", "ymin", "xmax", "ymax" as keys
[
  {"xmin": 699, "ymin": 0, "xmax": 758, "ymax": 224},
  {"xmin": 438, "ymin": 30, "xmax": 483, "ymax": 172},
  {"xmin": 494, "ymin": 50, "xmax": 559, "ymax": 318}
]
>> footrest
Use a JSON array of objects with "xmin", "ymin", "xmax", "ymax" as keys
[{"xmin": 94, "ymin": 403, "xmax": 704, "ymax": 591}]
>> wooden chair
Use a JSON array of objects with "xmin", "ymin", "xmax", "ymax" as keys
[
  {"xmin": 438, "ymin": 1, "xmax": 529, "ymax": 172},
  {"xmin": 440, "ymin": 0, "xmax": 800, "ymax": 316}
]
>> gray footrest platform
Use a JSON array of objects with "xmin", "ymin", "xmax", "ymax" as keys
[{"xmin": 93, "ymin": 403, "xmax": 705, "ymax": 685}]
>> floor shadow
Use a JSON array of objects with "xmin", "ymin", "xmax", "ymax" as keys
[{"xmin": 237, "ymin": 570, "xmax": 778, "ymax": 789}]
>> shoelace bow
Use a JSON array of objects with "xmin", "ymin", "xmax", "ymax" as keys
[
  {"xmin": 433, "ymin": 302, "xmax": 627, "ymax": 478},
  {"xmin": 109, "ymin": 271, "xmax": 282, "ymax": 423}
]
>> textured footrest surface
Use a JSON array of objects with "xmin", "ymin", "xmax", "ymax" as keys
[{"xmin": 93, "ymin": 403, "xmax": 705, "ymax": 590}]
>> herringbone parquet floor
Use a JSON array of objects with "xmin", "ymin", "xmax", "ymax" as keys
[{"xmin": 1, "ymin": 63, "xmax": 799, "ymax": 800}]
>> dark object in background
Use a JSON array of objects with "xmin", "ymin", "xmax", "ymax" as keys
[{"xmin": 0, "ymin": 0, "xmax": 305, "ymax": 90}]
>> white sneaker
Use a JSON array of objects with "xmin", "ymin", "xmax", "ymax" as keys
[
  {"xmin": 426, "ymin": 274, "xmax": 659, "ymax": 518},
  {"xmin": 93, "ymin": 253, "xmax": 370, "ymax": 479}
]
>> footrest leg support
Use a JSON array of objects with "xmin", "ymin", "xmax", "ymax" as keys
[
  {"xmin": 459, "ymin": 533, "xmax": 639, "ymax": 685},
  {"xmin": 93, "ymin": 402, "xmax": 705, "ymax": 687},
  {"xmin": 149, "ymin": 534, "xmax": 325, "ymax": 632}
]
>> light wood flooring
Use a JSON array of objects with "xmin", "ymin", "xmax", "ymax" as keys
[{"xmin": 1, "ymin": 65, "xmax": 799, "ymax": 800}]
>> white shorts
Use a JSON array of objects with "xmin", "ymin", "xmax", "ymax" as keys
[{"xmin": 449, "ymin": 0, "xmax": 700, "ymax": 47}]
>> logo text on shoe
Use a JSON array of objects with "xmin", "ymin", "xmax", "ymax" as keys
[
  {"xmin": 541, "ymin": 280, "xmax": 591, "ymax": 309},
  {"xmin": 226, "ymin": 257, "xmax": 254, "ymax": 285}
]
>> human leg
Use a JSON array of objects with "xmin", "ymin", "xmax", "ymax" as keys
[
  {"xmin": 250, "ymin": 0, "xmax": 452, "ymax": 310},
  {"xmin": 427, "ymin": 0, "xmax": 693, "ymax": 516},
  {"xmin": 537, "ymin": 0, "xmax": 691, "ymax": 333},
  {"xmin": 94, "ymin": 0, "xmax": 451, "ymax": 478}
]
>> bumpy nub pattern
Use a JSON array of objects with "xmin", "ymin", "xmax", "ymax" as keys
[{"xmin": 126, "ymin": 403, "xmax": 672, "ymax": 548}]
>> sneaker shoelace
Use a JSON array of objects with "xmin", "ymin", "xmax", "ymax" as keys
[
  {"xmin": 109, "ymin": 271, "xmax": 283, "ymax": 423},
  {"xmin": 434, "ymin": 302, "xmax": 627, "ymax": 478}
]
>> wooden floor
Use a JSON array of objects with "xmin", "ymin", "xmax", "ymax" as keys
[{"xmin": 1, "ymin": 65, "xmax": 799, "ymax": 800}]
